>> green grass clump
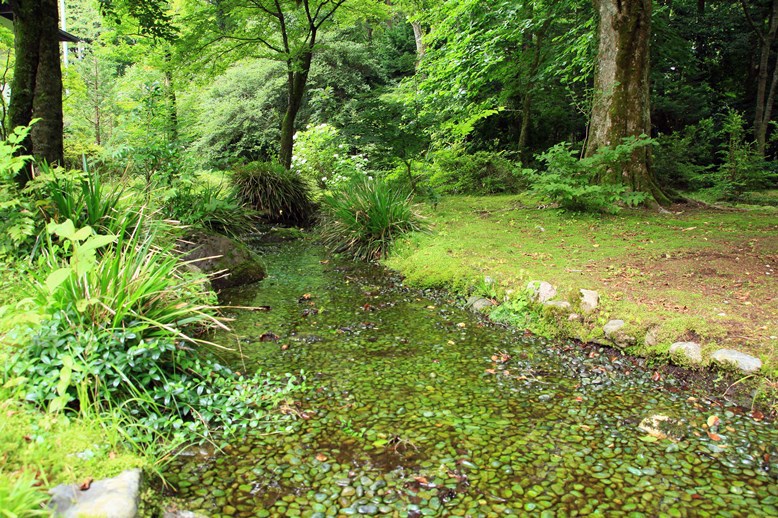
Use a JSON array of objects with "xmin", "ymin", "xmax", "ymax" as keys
[
  {"xmin": 320, "ymin": 178, "xmax": 426, "ymax": 261},
  {"xmin": 0, "ymin": 471, "xmax": 49, "ymax": 517},
  {"xmin": 232, "ymin": 161, "xmax": 317, "ymax": 226},
  {"xmin": 161, "ymin": 181, "xmax": 258, "ymax": 238}
]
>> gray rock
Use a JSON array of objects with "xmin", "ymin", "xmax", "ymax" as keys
[
  {"xmin": 49, "ymin": 469, "xmax": 141, "ymax": 518},
  {"xmin": 603, "ymin": 320, "xmax": 625, "ymax": 337},
  {"xmin": 568, "ymin": 313, "xmax": 581, "ymax": 322},
  {"xmin": 178, "ymin": 230, "xmax": 266, "ymax": 291},
  {"xmin": 579, "ymin": 289, "xmax": 599, "ymax": 314},
  {"xmin": 669, "ymin": 341, "xmax": 702, "ymax": 364},
  {"xmin": 466, "ymin": 296, "xmax": 494, "ymax": 311},
  {"xmin": 644, "ymin": 326, "xmax": 660, "ymax": 347},
  {"xmin": 603, "ymin": 320, "xmax": 635, "ymax": 348},
  {"xmin": 527, "ymin": 280, "xmax": 556, "ymax": 303},
  {"xmin": 543, "ymin": 300, "xmax": 571, "ymax": 310},
  {"xmin": 711, "ymin": 349, "xmax": 762, "ymax": 374}
]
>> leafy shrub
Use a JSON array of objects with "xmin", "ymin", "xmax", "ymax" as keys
[
  {"xmin": 427, "ymin": 149, "xmax": 525, "ymax": 195},
  {"xmin": 528, "ymin": 136, "xmax": 651, "ymax": 213},
  {"xmin": 292, "ymin": 123, "xmax": 371, "ymax": 190},
  {"xmin": 5, "ymin": 219, "xmax": 304, "ymax": 442},
  {"xmin": 654, "ymin": 118, "xmax": 717, "ymax": 191},
  {"xmin": 319, "ymin": 178, "xmax": 425, "ymax": 260},
  {"xmin": 161, "ymin": 180, "xmax": 258, "ymax": 237},
  {"xmin": 0, "ymin": 125, "xmax": 40, "ymax": 256},
  {"xmin": 232, "ymin": 161, "xmax": 317, "ymax": 226},
  {"xmin": 717, "ymin": 110, "xmax": 776, "ymax": 200}
]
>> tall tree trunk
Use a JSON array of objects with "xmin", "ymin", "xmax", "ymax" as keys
[
  {"xmin": 10, "ymin": 0, "xmax": 64, "ymax": 185},
  {"xmin": 164, "ymin": 50, "xmax": 177, "ymax": 143},
  {"xmin": 741, "ymin": 0, "xmax": 778, "ymax": 156},
  {"xmin": 93, "ymin": 53, "xmax": 101, "ymax": 145},
  {"xmin": 279, "ymin": 49, "xmax": 314, "ymax": 170},
  {"xmin": 586, "ymin": 0, "xmax": 668, "ymax": 205}
]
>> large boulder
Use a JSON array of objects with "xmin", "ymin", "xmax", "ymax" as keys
[{"xmin": 179, "ymin": 230, "xmax": 266, "ymax": 291}]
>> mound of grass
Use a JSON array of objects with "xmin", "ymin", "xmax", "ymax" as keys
[
  {"xmin": 232, "ymin": 161, "xmax": 317, "ymax": 226},
  {"xmin": 320, "ymin": 178, "xmax": 426, "ymax": 261}
]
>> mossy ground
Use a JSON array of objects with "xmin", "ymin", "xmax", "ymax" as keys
[{"xmin": 385, "ymin": 194, "xmax": 778, "ymax": 377}]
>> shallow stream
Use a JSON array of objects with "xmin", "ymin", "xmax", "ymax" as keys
[{"xmin": 164, "ymin": 239, "xmax": 777, "ymax": 517}]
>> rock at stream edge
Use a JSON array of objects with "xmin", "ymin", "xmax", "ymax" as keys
[
  {"xmin": 710, "ymin": 349, "xmax": 762, "ymax": 374},
  {"xmin": 49, "ymin": 469, "xmax": 141, "ymax": 518}
]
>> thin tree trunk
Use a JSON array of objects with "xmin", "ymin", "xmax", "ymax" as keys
[
  {"xmin": 587, "ymin": 0, "xmax": 668, "ymax": 205},
  {"xmin": 741, "ymin": 0, "xmax": 778, "ymax": 156},
  {"xmin": 164, "ymin": 50, "xmax": 177, "ymax": 143},
  {"xmin": 411, "ymin": 21, "xmax": 426, "ymax": 70},
  {"xmin": 279, "ymin": 49, "xmax": 314, "ymax": 170},
  {"xmin": 518, "ymin": 28, "xmax": 545, "ymax": 162},
  {"xmin": 93, "ymin": 53, "xmax": 101, "ymax": 145}
]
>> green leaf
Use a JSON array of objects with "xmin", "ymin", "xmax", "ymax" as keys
[{"xmin": 45, "ymin": 267, "xmax": 72, "ymax": 293}]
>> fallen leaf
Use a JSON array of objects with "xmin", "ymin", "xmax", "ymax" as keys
[
  {"xmin": 484, "ymin": 369, "xmax": 496, "ymax": 374},
  {"xmin": 280, "ymin": 344, "xmax": 289, "ymax": 351},
  {"xmin": 707, "ymin": 415, "xmax": 720, "ymax": 428},
  {"xmin": 414, "ymin": 476, "xmax": 429, "ymax": 484},
  {"xmin": 708, "ymin": 432, "xmax": 722, "ymax": 441},
  {"xmin": 314, "ymin": 453, "xmax": 327, "ymax": 462},
  {"xmin": 652, "ymin": 371, "xmax": 661, "ymax": 382},
  {"xmin": 79, "ymin": 477, "xmax": 93, "ymax": 491},
  {"xmin": 456, "ymin": 322, "xmax": 466, "ymax": 328},
  {"xmin": 752, "ymin": 409, "xmax": 765, "ymax": 421}
]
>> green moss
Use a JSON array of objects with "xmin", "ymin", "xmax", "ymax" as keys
[{"xmin": 0, "ymin": 398, "xmax": 147, "ymax": 488}]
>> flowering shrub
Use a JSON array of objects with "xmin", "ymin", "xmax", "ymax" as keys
[{"xmin": 292, "ymin": 124, "xmax": 371, "ymax": 190}]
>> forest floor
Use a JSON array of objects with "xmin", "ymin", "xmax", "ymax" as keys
[{"xmin": 386, "ymin": 194, "xmax": 778, "ymax": 378}]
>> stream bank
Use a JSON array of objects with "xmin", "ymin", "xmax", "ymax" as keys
[{"xmin": 159, "ymin": 238, "xmax": 777, "ymax": 517}]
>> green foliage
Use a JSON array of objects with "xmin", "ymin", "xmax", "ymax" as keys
[
  {"xmin": 161, "ymin": 178, "xmax": 258, "ymax": 238},
  {"xmin": 717, "ymin": 110, "xmax": 775, "ymax": 201},
  {"xmin": 319, "ymin": 178, "xmax": 425, "ymax": 260},
  {"xmin": 35, "ymin": 166, "xmax": 138, "ymax": 237},
  {"xmin": 0, "ymin": 125, "xmax": 40, "ymax": 256},
  {"xmin": 232, "ymin": 162, "xmax": 317, "ymax": 226},
  {"xmin": 292, "ymin": 124, "xmax": 370, "ymax": 190},
  {"xmin": 6, "ymin": 219, "xmax": 304, "ymax": 443},
  {"xmin": 0, "ymin": 472, "xmax": 49, "ymax": 517},
  {"xmin": 654, "ymin": 118, "xmax": 717, "ymax": 191},
  {"xmin": 426, "ymin": 149, "xmax": 526, "ymax": 195},
  {"xmin": 529, "ymin": 137, "xmax": 652, "ymax": 213}
]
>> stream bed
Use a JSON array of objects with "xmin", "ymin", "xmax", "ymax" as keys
[{"xmin": 163, "ymin": 239, "xmax": 777, "ymax": 517}]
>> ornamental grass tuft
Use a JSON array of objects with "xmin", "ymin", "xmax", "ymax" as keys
[
  {"xmin": 232, "ymin": 161, "xmax": 317, "ymax": 226},
  {"xmin": 319, "ymin": 177, "xmax": 425, "ymax": 261}
]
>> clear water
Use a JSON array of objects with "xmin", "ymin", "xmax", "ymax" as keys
[{"xmin": 164, "ymin": 239, "xmax": 777, "ymax": 517}]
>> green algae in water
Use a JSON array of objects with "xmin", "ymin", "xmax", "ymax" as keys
[{"xmin": 164, "ymin": 241, "xmax": 778, "ymax": 516}]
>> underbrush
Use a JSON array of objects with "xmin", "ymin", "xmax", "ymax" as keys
[{"xmin": 0, "ymin": 127, "xmax": 307, "ymax": 508}]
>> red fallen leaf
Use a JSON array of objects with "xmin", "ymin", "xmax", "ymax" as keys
[
  {"xmin": 23, "ymin": 435, "xmax": 32, "ymax": 443},
  {"xmin": 79, "ymin": 477, "xmax": 93, "ymax": 491},
  {"xmin": 652, "ymin": 371, "xmax": 662, "ymax": 382},
  {"xmin": 708, "ymin": 432, "xmax": 722, "ymax": 441},
  {"xmin": 588, "ymin": 351, "xmax": 598, "ymax": 358},
  {"xmin": 691, "ymin": 494, "xmax": 701, "ymax": 500},
  {"xmin": 575, "ymin": 396, "xmax": 583, "ymax": 402},
  {"xmin": 299, "ymin": 293, "xmax": 312, "ymax": 301},
  {"xmin": 752, "ymin": 409, "xmax": 765, "ymax": 421},
  {"xmin": 315, "ymin": 453, "xmax": 327, "ymax": 462}
]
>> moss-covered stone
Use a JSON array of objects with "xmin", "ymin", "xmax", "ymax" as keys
[{"xmin": 179, "ymin": 230, "xmax": 266, "ymax": 291}]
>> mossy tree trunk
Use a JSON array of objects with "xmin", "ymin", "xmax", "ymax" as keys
[
  {"xmin": 10, "ymin": 0, "xmax": 64, "ymax": 184},
  {"xmin": 586, "ymin": 0, "xmax": 669, "ymax": 206}
]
